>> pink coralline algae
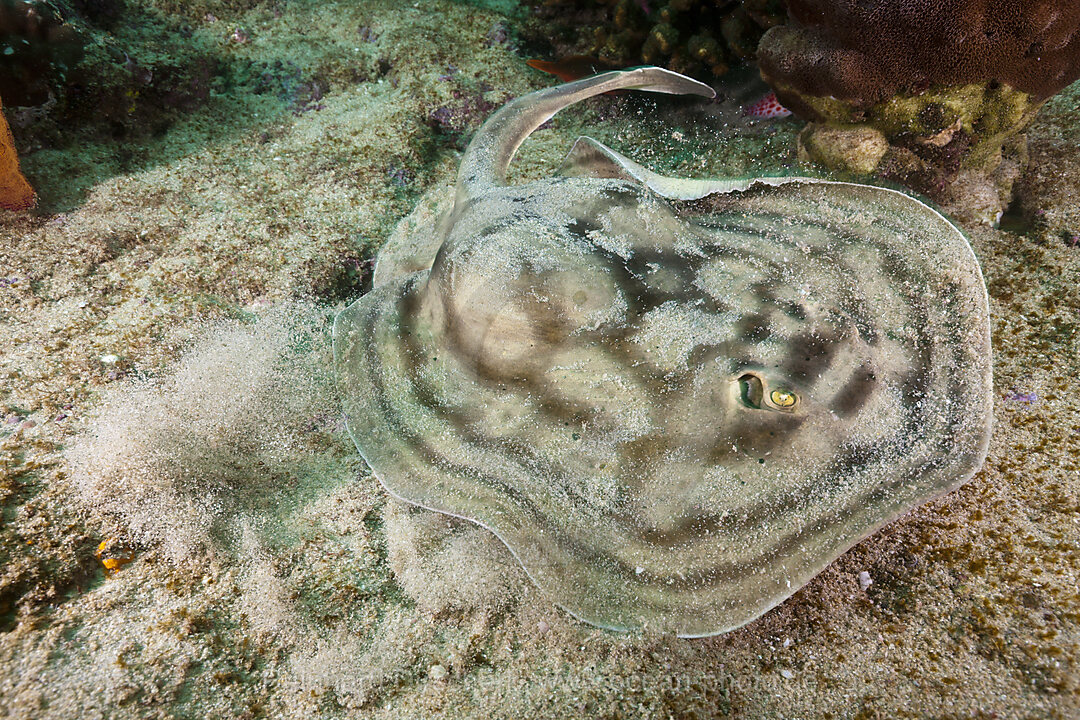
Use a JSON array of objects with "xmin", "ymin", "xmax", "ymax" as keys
[{"xmin": 1004, "ymin": 390, "xmax": 1038, "ymax": 404}]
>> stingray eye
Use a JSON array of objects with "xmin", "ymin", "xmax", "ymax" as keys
[
  {"xmin": 769, "ymin": 388, "xmax": 798, "ymax": 411},
  {"xmin": 739, "ymin": 374, "xmax": 798, "ymax": 412}
]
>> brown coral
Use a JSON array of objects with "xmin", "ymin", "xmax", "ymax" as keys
[
  {"xmin": 758, "ymin": 0, "xmax": 1080, "ymax": 117},
  {"xmin": 0, "ymin": 95, "xmax": 34, "ymax": 211}
]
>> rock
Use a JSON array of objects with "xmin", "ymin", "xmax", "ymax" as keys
[{"xmin": 798, "ymin": 123, "xmax": 890, "ymax": 176}]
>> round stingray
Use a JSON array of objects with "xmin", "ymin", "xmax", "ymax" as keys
[{"xmin": 334, "ymin": 176, "xmax": 991, "ymax": 637}]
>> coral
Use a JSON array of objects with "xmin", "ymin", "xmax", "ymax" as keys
[
  {"xmin": 758, "ymin": 0, "xmax": 1080, "ymax": 222},
  {"xmin": 0, "ymin": 95, "xmax": 33, "ymax": 210},
  {"xmin": 527, "ymin": 0, "xmax": 785, "ymax": 81},
  {"xmin": 758, "ymin": 0, "xmax": 1080, "ymax": 113}
]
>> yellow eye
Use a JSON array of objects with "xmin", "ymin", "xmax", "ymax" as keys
[{"xmin": 770, "ymin": 389, "xmax": 797, "ymax": 409}]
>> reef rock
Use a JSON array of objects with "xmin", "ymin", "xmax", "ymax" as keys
[{"xmin": 758, "ymin": 0, "xmax": 1080, "ymax": 223}]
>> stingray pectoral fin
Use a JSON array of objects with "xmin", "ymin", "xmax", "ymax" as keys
[
  {"xmin": 371, "ymin": 184, "xmax": 457, "ymax": 288},
  {"xmin": 557, "ymin": 136, "xmax": 643, "ymax": 182},
  {"xmin": 457, "ymin": 67, "xmax": 715, "ymax": 201},
  {"xmin": 559, "ymin": 136, "xmax": 825, "ymax": 200}
]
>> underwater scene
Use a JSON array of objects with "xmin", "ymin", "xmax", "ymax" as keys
[{"xmin": 1, "ymin": 0, "xmax": 1078, "ymax": 717}]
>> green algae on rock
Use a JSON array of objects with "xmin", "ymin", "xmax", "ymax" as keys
[
  {"xmin": 333, "ymin": 67, "xmax": 994, "ymax": 637},
  {"xmin": 787, "ymin": 81, "xmax": 1040, "ymax": 224}
]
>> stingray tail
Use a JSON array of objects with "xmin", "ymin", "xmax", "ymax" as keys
[{"xmin": 456, "ymin": 67, "xmax": 715, "ymax": 203}]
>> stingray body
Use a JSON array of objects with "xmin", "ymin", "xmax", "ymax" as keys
[{"xmin": 334, "ymin": 68, "xmax": 992, "ymax": 637}]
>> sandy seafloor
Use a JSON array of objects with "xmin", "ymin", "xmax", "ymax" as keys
[{"xmin": 1, "ymin": 1, "xmax": 1079, "ymax": 718}]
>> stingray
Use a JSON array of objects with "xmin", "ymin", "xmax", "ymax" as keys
[{"xmin": 333, "ymin": 67, "xmax": 993, "ymax": 637}]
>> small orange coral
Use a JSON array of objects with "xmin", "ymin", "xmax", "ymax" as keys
[{"xmin": 0, "ymin": 95, "xmax": 34, "ymax": 211}]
